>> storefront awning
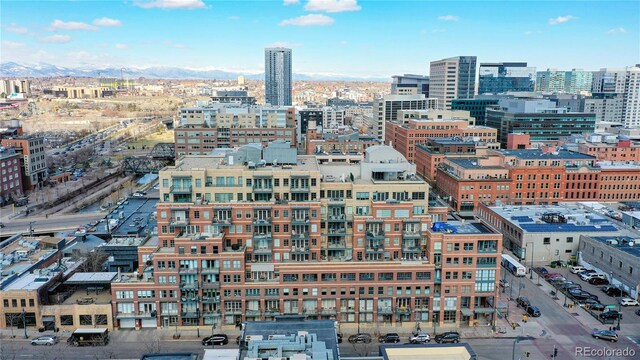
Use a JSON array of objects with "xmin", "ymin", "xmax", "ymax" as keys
[
  {"xmin": 474, "ymin": 307, "xmax": 495, "ymax": 314},
  {"xmin": 460, "ymin": 308, "xmax": 473, "ymax": 317},
  {"xmin": 496, "ymin": 300, "xmax": 508, "ymax": 310}
]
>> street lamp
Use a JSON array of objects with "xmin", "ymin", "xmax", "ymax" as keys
[
  {"xmin": 432, "ymin": 312, "xmax": 437, "ymax": 336},
  {"xmin": 526, "ymin": 242, "xmax": 535, "ymax": 280},
  {"xmin": 21, "ymin": 308, "xmax": 28, "ymax": 339},
  {"xmin": 610, "ymin": 271, "xmax": 621, "ymax": 331}
]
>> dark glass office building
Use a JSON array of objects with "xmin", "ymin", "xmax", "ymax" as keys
[{"xmin": 478, "ymin": 62, "xmax": 535, "ymax": 94}]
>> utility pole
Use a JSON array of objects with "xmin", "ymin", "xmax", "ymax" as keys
[{"xmin": 22, "ymin": 308, "xmax": 28, "ymax": 339}]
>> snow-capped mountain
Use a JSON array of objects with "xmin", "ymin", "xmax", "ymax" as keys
[{"xmin": 0, "ymin": 62, "xmax": 388, "ymax": 81}]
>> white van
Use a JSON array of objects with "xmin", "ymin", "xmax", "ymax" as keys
[{"xmin": 570, "ymin": 266, "xmax": 586, "ymax": 274}]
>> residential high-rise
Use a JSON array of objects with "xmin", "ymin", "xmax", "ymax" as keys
[
  {"xmin": 429, "ymin": 56, "xmax": 477, "ymax": 110},
  {"xmin": 478, "ymin": 62, "xmax": 535, "ymax": 94},
  {"xmin": 592, "ymin": 66, "xmax": 640, "ymax": 127},
  {"xmin": 391, "ymin": 74, "xmax": 430, "ymax": 97},
  {"xmin": 265, "ymin": 47, "xmax": 292, "ymax": 106},
  {"xmin": 535, "ymin": 69, "xmax": 566, "ymax": 92},
  {"xmin": 564, "ymin": 69, "xmax": 593, "ymax": 94}
]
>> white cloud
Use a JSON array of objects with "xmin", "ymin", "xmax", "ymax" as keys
[
  {"xmin": 93, "ymin": 17, "xmax": 122, "ymax": 27},
  {"xmin": 4, "ymin": 24, "xmax": 28, "ymax": 34},
  {"xmin": 1, "ymin": 40, "xmax": 25, "ymax": 49},
  {"xmin": 134, "ymin": 0, "xmax": 207, "ymax": 9},
  {"xmin": 280, "ymin": 14, "xmax": 335, "ymax": 26},
  {"xmin": 548, "ymin": 15, "xmax": 576, "ymax": 25},
  {"xmin": 42, "ymin": 34, "xmax": 72, "ymax": 43},
  {"xmin": 173, "ymin": 44, "xmax": 187, "ymax": 49},
  {"xmin": 267, "ymin": 41, "xmax": 304, "ymax": 48},
  {"xmin": 304, "ymin": 0, "xmax": 361, "ymax": 13},
  {"xmin": 438, "ymin": 15, "xmax": 459, "ymax": 21},
  {"xmin": 606, "ymin": 27, "xmax": 626, "ymax": 35},
  {"xmin": 228, "ymin": 16, "xmax": 240, "ymax": 20},
  {"xmin": 50, "ymin": 20, "xmax": 98, "ymax": 31},
  {"xmin": 115, "ymin": 43, "xmax": 128, "ymax": 49},
  {"xmin": 339, "ymin": 40, "xmax": 348, "ymax": 45},
  {"xmin": 284, "ymin": 0, "xmax": 299, "ymax": 5},
  {"xmin": 524, "ymin": 30, "xmax": 543, "ymax": 36},
  {"xmin": 431, "ymin": 28, "xmax": 446, "ymax": 33}
]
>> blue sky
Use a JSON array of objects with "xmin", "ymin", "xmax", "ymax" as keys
[{"xmin": 1, "ymin": 0, "xmax": 638, "ymax": 77}]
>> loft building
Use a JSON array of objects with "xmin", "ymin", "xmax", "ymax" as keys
[
  {"xmin": 110, "ymin": 146, "xmax": 502, "ymax": 331},
  {"xmin": 1, "ymin": 136, "xmax": 48, "ymax": 190}
]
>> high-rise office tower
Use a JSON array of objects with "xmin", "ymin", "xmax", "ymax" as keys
[
  {"xmin": 535, "ymin": 69, "xmax": 566, "ymax": 92},
  {"xmin": 563, "ymin": 69, "xmax": 593, "ymax": 94},
  {"xmin": 429, "ymin": 56, "xmax": 477, "ymax": 110},
  {"xmin": 478, "ymin": 62, "xmax": 535, "ymax": 94},
  {"xmin": 265, "ymin": 47, "xmax": 292, "ymax": 106}
]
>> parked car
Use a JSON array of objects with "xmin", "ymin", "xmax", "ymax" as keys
[
  {"xmin": 589, "ymin": 277, "xmax": 609, "ymax": 285},
  {"xmin": 525, "ymin": 305, "xmax": 541, "ymax": 317},
  {"xmin": 619, "ymin": 297, "xmax": 639, "ymax": 306},
  {"xmin": 408, "ymin": 333, "xmax": 431, "ymax": 344},
  {"xmin": 550, "ymin": 260, "xmax": 567, "ymax": 268},
  {"xmin": 535, "ymin": 267, "xmax": 549, "ymax": 275},
  {"xmin": 499, "ymin": 279, "xmax": 510, "ymax": 288},
  {"xmin": 337, "ymin": 333, "xmax": 342, "ymax": 343},
  {"xmin": 569, "ymin": 289, "xmax": 592, "ymax": 300},
  {"xmin": 588, "ymin": 303, "xmax": 607, "ymax": 312},
  {"xmin": 202, "ymin": 334, "xmax": 228, "ymax": 346},
  {"xmin": 31, "ymin": 335, "xmax": 58, "ymax": 346},
  {"xmin": 516, "ymin": 296, "xmax": 531, "ymax": 308},
  {"xmin": 434, "ymin": 332, "xmax": 460, "ymax": 344},
  {"xmin": 592, "ymin": 330, "xmax": 618, "ymax": 342},
  {"xmin": 379, "ymin": 333, "xmax": 401, "ymax": 343},
  {"xmin": 544, "ymin": 273, "xmax": 562, "ymax": 279},
  {"xmin": 348, "ymin": 333, "xmax": 372, "ymax": 344},
  {"xmin": 570, "ymin": 266, "xmax": 586, "ymax": 274},
  {"xmin": 599, "ymin": 310, "xmax": 623, "ymax": 320},
  {"xmin": 604, "ymin": 287, "xmax": 624, "ymax": 297},
  {"xmin": 635, "ymin": 309, "xmax": 640, "ymax": 317}
]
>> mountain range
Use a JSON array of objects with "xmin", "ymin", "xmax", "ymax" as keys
[{"xmin": 0, "ymin": 62, "xmax": 388, "ymax": 82}]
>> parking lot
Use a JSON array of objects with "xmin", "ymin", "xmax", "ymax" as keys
[{"xmin": 536, "ymin": 265, "xmax": 640, "ymax": 336}]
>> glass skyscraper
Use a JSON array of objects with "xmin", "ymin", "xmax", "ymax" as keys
[
  {"xmin": 265, "ymin": 47, "xmax": 292, "ymax": 106},
  {"xmin": 478, "ymin": 62, "xmax": 535, "ymax": 94}
]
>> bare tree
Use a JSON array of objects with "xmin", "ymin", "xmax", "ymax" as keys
[
  {"xmin": 4, "ymin": 313, "xmax": 22, "ymax": 338},
  {"xmin": 72, "ymin": 248, "xmax": 109, "ymax": 272},
  {"xmin": 350, "ymin": 342, "xmax": 373, "ymax": 357},
  {"xmin": 141, "ymin": 332, "xmax": 163, "ymax": 354}
]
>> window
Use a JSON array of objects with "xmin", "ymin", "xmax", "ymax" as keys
[
  {"xmin": 416, "ymin": 272, "xmax": 431, "ymax": 280},
  {"xmin": 59, "ymin": 315, "xmax": 74, "ymax": 325},
  {"xmin": 543, "ymin": 237, "xmax": 551, "ymax": 245},
  {"xmin": 79, "ymin": 315, "xmax": 93, "ymax": 326}
]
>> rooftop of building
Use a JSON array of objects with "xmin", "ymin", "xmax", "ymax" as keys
[
  {"xmin": 92, "ymin": 197, "xmax": 158, "ymax": 237},
  {"xmin": 430, "ymin": 221, "xmax": 496, "ymax": 235},
  {"xmin": 596, "ymin": 161, "xmax": 640, "ymax": 170},
  {"xmin": 487, "ymin": 204, "xmax": 625, "ymax": 233},
  {"xmin": 380, "ymin": 343, "xmax": 477, "ymax": 360},
  {"xmin": 586, "ymin": 235, "xmax": 640, "ymax": 259},
  {"xmin": 446, "ymin": 158, "xmax": 506, "ymax": 170},
  {"xmin": 242, "ymin": 318, "xmax": 337, "ymax": 360},
  {"xmin": 0, "ymin": 236, "xmax": 61, "ymax": 281},
  {"xmin": 496, "ymin": 149, "xmax": 596, "ymax": 160}
]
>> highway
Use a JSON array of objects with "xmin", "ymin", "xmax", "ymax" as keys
[{"xmin": 0, "ymin": 212, "xmax": 104, "ymax": 236}]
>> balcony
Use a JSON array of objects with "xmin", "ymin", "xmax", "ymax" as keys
[
  {"xmin": 320, "ymin": 308, "xmax": 337, "ymax": 315},
  {"xmin": 253, "ymin": 218, "xmax": 272, "ymax": 226},
  {"xmin": 340, "ymin": 307, "xmax": 356, "ymax": 313},
  {"xmin": 169, "ymin": 217, "xmax": 189, "ymax": 227},
  {"xmin": 290, "ymin": 186, "xmax": 310, "ymax": 193},
  {"xmin": 253, "ymin": 246, "xmax": 273, "ymax": 255},
  {"xmin": 179, "ymin": 282, "xmax": 199, "ymax": 290},
  {"xmin": 366, "ymin": 230, "xmax": 385, "ymax": 240},
  {"xmin": 254, "ymin": 233, "xmax": 273, "ymax": 241},
  {"xmin": 115, "ymin": 312, "xmax": 137, "ymax": 319},
  {"xmin": 327, "ymin": 228, "xmax": 348, "ymax": 236},
  {"xmin": 326, "ymin": 241, "xmax": 347, "ymax": 249},
  {"xmin": 179, "ymin": 267, "xmax": 198, "ymax": 274},
  {"xmin": 225, "ymin": 309, "xmax": 243, "ymax": 315},
  {"xmin": 246, "ymin": 309, "xmax": 261, "ymax": 316},
  {"xmin": 253, "ymin": 186, "xmax": 273, "ymax": 193},
  {"xmin": 328, "ymin": 198, "xmax": 345, "ymax": 204},
  {"xmin": 202, "ymin": 311, "xmax": 221, "ymax": 317},
  {"xmin": 396, "ymin": 306, "xmax": 411, "ymax": 315},
  {"xmin": 180, "ymin": 296, "xmax": 200, "ymax": 303},
  {"xmin": 402, "ymin": 231, "xmax": 421, "ymax": 239},
  {"xmin": 377, "ymin": 307, "xmax": 393, "ymax": 315},
  {"xmin": 265, "ymin": 308, "xmax": 281, "ymax": 315},
  {"xmin": 170, "ymin": 185, "xmax": 192, "ymax": 194},
  {"xmin": 201, "ymin": 267, "xmax": 219, "ymax": 274},
  {"xmin": 180, "ymin": 311, "xmax": 199, "ymax": 318},
  {"xmin": 291, "ymin": 217, "xmax": 310, "ymax": 225},
  {"xmin": 202, "ymin": 296, "xmax": 221, "ymax": 303},
  {"xmin": 291, "ymin": 232, "xmax": 310, "ymax": 240},
  {"xmin": 365, "ymin": 246, "xmax": 385, "ymax": 254},
  {"xmin": 402, "ymin": 245, "xmax": 422, "ymax": 254},
  {"xmin": 327, "ymin": 214, "xmax": 348, "ymax": 222},
  {"xmin": 212, "ymin": 218, "xmax": 232, "ymax": 226},
  {"xmin": 291, "ymin": 246, "xmax": 310, "ymax": 254}
]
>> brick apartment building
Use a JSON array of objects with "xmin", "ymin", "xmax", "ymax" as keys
[
  {"xmin": 305, "ymin": 127, "xmax": 381, "ymax": 155},
  {"xmin": 110, "ymin": 146, "xmax": 502, "ymax": 331},
  {"xmin": 0, "ymin": 147, "xmax": 23, "ymax": 205},
  {"xmin": 577, "ymin": 138, "xmax": 640, "ymax": 162},
  {"xmin": 385, "ymin": 110, "xmax": 498, "ymax": 164},
  {"xmin": 435, "ymin": 148, "xmax": 640, "ymax": 212},
  {"xmin": 414, "ymin": 138, "xmax": 498, "ymax": 183},
  {"xmin": 0, "ymin": 136, "xmax": 47, "ymax": 190}
]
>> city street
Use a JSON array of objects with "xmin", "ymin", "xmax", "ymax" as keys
[{"xmin": 0, "ymin": 213, "xmax": 104, "ymax": 236}]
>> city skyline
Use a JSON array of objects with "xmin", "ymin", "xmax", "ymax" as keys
[{"xmin": 1, "ymin": 0, "xmax": 638, "ymax": 78}]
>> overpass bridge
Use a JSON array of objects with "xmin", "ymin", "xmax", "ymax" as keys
[{"xmin": 0, "ymin": 213, "xmax": 104, "ymax": 239}]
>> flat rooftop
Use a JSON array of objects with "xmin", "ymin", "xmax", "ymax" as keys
[
  {"xmin": 447, "ymin": 158, "xmax": 506, "ymax": 170},
  {"xmin": 61, "ymin": 286, "xmax": 113, "ymax": 305},
  {"xmin": 488, "ymin": 205, "xmax": 624, "ymax": 233},
  {"xmin": 431, "ymin": 221, "xmax": 496, "ymax": 235},
  {"xmin": 104, "ymin": 198, "xmax": 158, "ymax": 237},
  {"xmin": 587, "ymin": 235, "xmax": 640, "ymax": 258},
  {"xmin": 174, "ymin": 155, "xmax": 320, "ymax": 172},
  {"xmin": 497, "ymin": 149, "xmax": 596, "ymax": 160},
  {"xmin": 3, "ymin": 273, "xmax": 56, "ymax": 291},
  {"xmin": 380, "ymin": 343, "xmax": 477, "ymax": 360}
]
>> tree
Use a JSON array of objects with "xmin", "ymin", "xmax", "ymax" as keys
[
  {"xmin": 141, "ymin": 333, "xmax": 163, "ymax": 354},
  {"xmin": 73, "ymin": 248, "xmax": 109, "ymax": 272},
  {"xmin": 4, "ymin": 313, "xmax": 22, "ymax": 338}
]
